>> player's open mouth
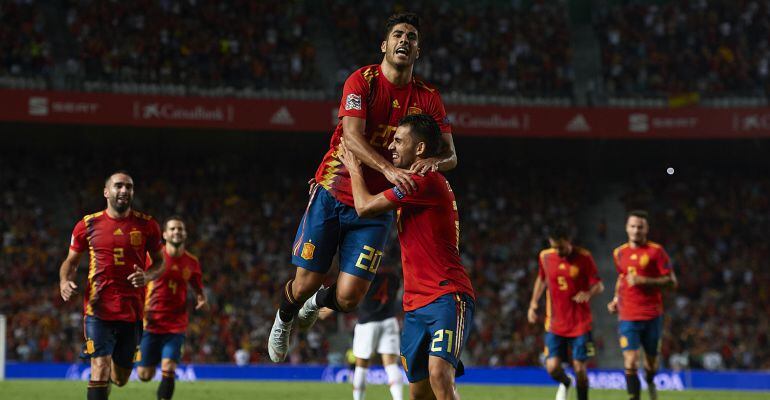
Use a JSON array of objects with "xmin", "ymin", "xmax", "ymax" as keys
[
  {"xmin": 392, "ymin": 152, "xmax": 399, "ymax": 160},
  {"xmin": 395, "ymin": 46, "xmax": 409, "ymax": 56}
]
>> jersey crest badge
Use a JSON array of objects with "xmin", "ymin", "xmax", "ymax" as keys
[
  {"xmin": 130, "ymin": 231, "xmax": 143, "ymax": 246},
  {"xmin": 301, "ymin": 242, "xmax": 316, "ymax": 260}
]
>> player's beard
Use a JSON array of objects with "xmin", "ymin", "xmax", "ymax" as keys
[{"xmin": 111, "ymin": 196, "xmax": 131, "ymax": 213}]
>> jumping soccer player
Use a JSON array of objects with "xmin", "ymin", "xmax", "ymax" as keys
[{"xmin": 269, "ymin": 12, "xmax": 457, "ymax": 362}]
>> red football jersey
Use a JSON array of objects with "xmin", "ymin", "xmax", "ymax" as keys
[
  {"xmin": 613, "ymin": 241, "xmax": 672, "ymax": 321},
  {"xmin": 144, "ymin": 247, "xmax": 203, "ymax": 334},
  {"xmin": 69, "ymin": 210, "xmax": 163, "ymax": 322},
  {"xmin": 383, "ymin": 172, "xmax": 474, "ymax": 311},
  {"xmin": 315, "ymin": 64, "xmax": 451, "ymax": 207},
  {"xmin": 538, "ymin": 247, "xmax": 601, "ymax": 337}
]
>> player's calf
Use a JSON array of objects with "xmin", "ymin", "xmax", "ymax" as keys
[{"xmin": 158, "ymin": 369, "xmax": 176, "ymax": 400}]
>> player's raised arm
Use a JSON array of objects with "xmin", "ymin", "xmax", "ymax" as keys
[
  {"xmin": 342, "ymin": 116, "xmax": 417, "ymax": 194},
  {"xmin": 59, "ymin": 249, "xmax": 83, "ymax": 301},
  {"xmin": 338, "ymin": 138, "xmax": 398, "ymax": 218}
]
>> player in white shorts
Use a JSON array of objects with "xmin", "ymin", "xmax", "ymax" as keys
[{"xmin": 323, "ymin": 269, "xmax": 403, "ymax": 400}]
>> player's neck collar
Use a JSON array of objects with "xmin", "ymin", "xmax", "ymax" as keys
[{"xmin": 379, "ymin": 63, "xmax": 413, "ymax": 88}]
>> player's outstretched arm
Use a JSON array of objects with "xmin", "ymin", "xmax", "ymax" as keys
[
  {"xmin": 342, "ymin": 116, "xmax": 417, "ymax": 194},
  {"xmin": 59, "ymin": 249, "xmax": 83, "ymax": 301},
  {"xmin": 527, "ymin": 276, "xmax": 546, "ymax": 324},
  {"xmin": 410, "ymin": 132, "xmax": 457, "ymax": 175},
  {"xmin": 339, "ymin": 138, "xmax": 398, "ymax": 218}
]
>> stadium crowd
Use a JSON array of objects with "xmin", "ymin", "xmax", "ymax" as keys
[
  {"xmin": 327, "ymin": 0, "xmax": 573, "ymax": 97},
  {"xmin": 0, "ymin": 0, "xmax": 53, "ymax": 80},
  {"xmin": 596, "ymin": 0, "xmax": 770, "ymax": 98}
]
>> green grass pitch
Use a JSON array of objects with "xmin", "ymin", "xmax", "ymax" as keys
[{"xmin": 1, "ymin": 380, "xmax": 767, "ymax": 400}]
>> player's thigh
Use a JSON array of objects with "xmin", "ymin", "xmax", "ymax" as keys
[
  {"xmin": 571, "ymin": 331, "xmax": 596, "ymax": 363},
  {"xmin": 405, "ymin": 294, "xmax": 474, "ymax": 383},
  {"xmin": 400, "ymin": 311, "xmax": 432, "ymax": 384},
  {"xmin": 640, "ymin": 316, "xmax": 663, "ymax": 361},
  {"xmin": 425, "ymin": 294, "xmax": 474, "ymax": 370},
  {"xmin": 291, "ymin": 187, "xmax": 341, "ymax": 275},
  {"xmin": 160, "ymin": 334, "xmax": 185, "ymax": 367},
  {"xmin": 353, "ymin": 321, "xmax": 379, "ymax": 360},
  {"xmin": 136, "ymin": 331, "xmax": 163, "ymax": 369},
  {"xmin": 338, "ymin": 207, "xmax": 394, "ymax": 281},
  {"xmin": 618, "ymin": 320, "xmax": 643, "ymax": 354},
  {"xmin": 111, "ymin": 320, "xmax": 142, "ymax": 370},
  {"xmin": 82, "ymin": 316, "xmax": 117, "ymax": 373},
  {"xmin": 376, "ymin": 317, "xmax": 401, "ymax": 357},
  {"xmin": 544, "ymin": 332, "xmax": 569, "ymax": 365}
]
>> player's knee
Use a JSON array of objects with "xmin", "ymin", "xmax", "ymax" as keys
[
  {"xmin": 335, "ymin": 295, "xmax": 361, "ymax": 312},
  {"xmin": 544, "ymin": 358, "xmax": 560, "ymax": 375},
  {"xmin": 137, "ymin": 367, "xmax": 154, "ymax": 382},
  {"xmin": 428, "ymin": 366, "xmax": 453, "ymax": 390},
  {"xmin": 112, "ymin": 376, "xmax": 129, "ymax": 387}
]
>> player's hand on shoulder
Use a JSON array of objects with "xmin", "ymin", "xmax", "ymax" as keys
[
  {"xmin": 60, "ymin": 280, "xmax": 78, "ymax": 301},
  {"xmin": 127, "ymin": 264, "xmax": 147, "ymax": 287},
  {"xmin": 384, "ymin": 166, "xmax": 417, "ymax": 195},
  {"xmin": 409, "ymin": 158, "xmax": 441, "ymax": 176}
]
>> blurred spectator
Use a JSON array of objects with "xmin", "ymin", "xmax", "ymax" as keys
[
  {"xmin": 327, "ymin": 0, "xmax": 574, "ymax": 98},
  {"xmin": 596, "ymin": 0, "xmax": 770, "ymax": 98}
]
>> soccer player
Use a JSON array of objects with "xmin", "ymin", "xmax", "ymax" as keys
[
  {"xmin": 608, "ymin": 210, "xmax": 677, "ymax": 400},
  {"xmin": 137, "ymin": 216, "xmax": 207, "ymax": 400},
  {"xmin": 337, "ymin": 114, "xmax": 474, "ymax": 400},
  {"xmin": 321, "ymin": 269, "xmax": 404, "ymax": 400},
  {"xmin": 269, "ymin": 11, "xmax": 457, "ymax": 362},
  {"xmin": 528, "ymin": 227, "xmax": 604, "ymax": 400},
  {"xmin": 59, "ymin": 171, "xmax": 165, "ymax": 400}
]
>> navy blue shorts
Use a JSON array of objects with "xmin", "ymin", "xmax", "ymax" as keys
[
  {"xmin": 136, "ymin": 332, "xmax": 185, "ymax": 367},
  {"xmin": 544, "ymin": 331, "xmax": 595, "ymax": 362},
  {"xmin": 400, "ymin": 293, "xmax": 474, "ymax": 383},
  {"xmin": 291, "ymin": 187, "xmax": 394, "ymax": 281},
  {"xmin": 618, "ymin": 315, "xmax": 663, "ymax": 356},
  {"xmin": 81, "ymin": 316, "xmax": 142, "ymax": 369}
]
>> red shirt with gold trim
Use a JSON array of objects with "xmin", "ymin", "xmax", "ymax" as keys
[
  {"xmin": 613, "ymin": 241, "xmax": 672, "ymax": 321},
  {"xmin": 314, "ymin": 64, "xmax": 451, "ymax": 207},
  {"xmin": 383, "ymin": 172, "xmax": 474, "ymax": 311},
  {"xmin": 538, "ymin": 247, "xmax": 601, "ymax": 337},
  {"xmin": 143, "ymin": 247, "xmax": 203, "ymax": 334},
  {"xmin": 69, "ymin": 210, "xmax": 163, "ymax": 322}
]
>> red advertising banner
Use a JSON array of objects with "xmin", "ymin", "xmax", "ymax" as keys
[{"xmin": 2, "ymin": 89, "xmax": 770, "ymax": 138}]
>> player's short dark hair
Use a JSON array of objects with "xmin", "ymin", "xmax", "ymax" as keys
[
  {"xmin": 105, "ymin": 170, "xmax": 133, "ymax": 187},
  {"xmin": 384, "ymin": 12, "xmax": 420, "ymax": 38},
  {"xmin": 398, "ymin": 114, "xmax": 443, "ymax": 158},
  {"xmin": 548, "ymin": 225, "xmax": 572, "ymax": 241},
  {"xmin": 163, "ymin": 215, "xmax": 185, "ymax": 230},
  {"xmin": 628, "ymin": 210, "xmax": 649, "ymax": 221}
]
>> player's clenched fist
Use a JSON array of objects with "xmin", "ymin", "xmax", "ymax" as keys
[{"xmin": 60, "ymin": 280, "xmax": 78, "ymax": 301}]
